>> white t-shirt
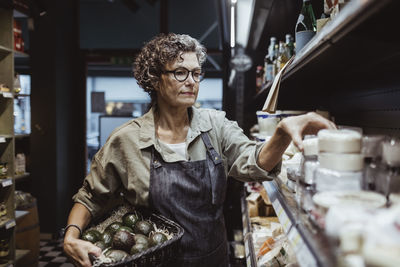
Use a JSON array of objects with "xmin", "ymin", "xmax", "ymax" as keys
[{"xmin": 162, "ymin": 142, "xmax": 187, "ymax": 159}]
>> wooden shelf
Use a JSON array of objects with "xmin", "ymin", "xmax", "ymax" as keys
[
  {"xmin": 14, "ymin": 172, "xmax": 30, "ymax": 181},
  {"xmin": 15, "ymin": 134, "xmax": 30, "ymax": 139},
  {"xmin": 0, "ymin": 45, "xmax": 12, "ymax": 56},
  {"xmin": 15, "ymin": 249, "xmax": 30, "ymax": 263}
]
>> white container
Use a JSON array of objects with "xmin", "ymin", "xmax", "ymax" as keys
[
  {"xmin": 319, "ymin": 152, "xmax": 364, "ymax": 172},
  {"xmin": 256, "ymin": 111, "xmax": 280, "ymax": 136},
  {"xmin": 318, "ymin": 129, "xmax": 362, "ymax": 153},
  {"xmin": 315, "ymin": 167, "xmax": 363, "ymax": 192}
]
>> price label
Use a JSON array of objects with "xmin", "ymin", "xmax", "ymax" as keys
[
  {"xmin": 1, "ymin": 179, "xmax": 12, "ymax": 187},
  {"xmin": 272, "ymin": 199, "xmax": 292, "ymax": 233},
  {"xmin": 288, "ymin": 227, "xmax": 317, "ymax": 267},
  {"xmin": 2, "ymin": 92, "xmax": 13, "ymax": 98},
  {"xmin": 5, "ymin": 219, "xmax": 16, "ymax": 229},
  {"xmin": 0, "ymin": 137, "xmax": 6, "ymax": 143}
]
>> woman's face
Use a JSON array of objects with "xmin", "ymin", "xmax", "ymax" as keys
[{"xmin": 157, "ymin": 52, "xmax": 201, "ymax": 110}]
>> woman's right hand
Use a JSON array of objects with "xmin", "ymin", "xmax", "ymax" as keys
[{"xmin": 63, "ymin": 236, "xmax": 102, "ymax": 267}]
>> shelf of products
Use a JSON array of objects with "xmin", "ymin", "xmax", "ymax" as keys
[
  {"xmin": 263, "ymin": 180, "xmax": 337, "ymax": 267},
  {"xmin": 254, "ymin": 0, "xmax": 400, "ymax": 110},
  {"xmin": 240, "ymin": 190, "xmax": 257, "ymax": 267}
]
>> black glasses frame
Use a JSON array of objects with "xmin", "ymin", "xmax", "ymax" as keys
[{"xmin": 163, "ymin": 67, "xmax": 205, "ymax": 82}]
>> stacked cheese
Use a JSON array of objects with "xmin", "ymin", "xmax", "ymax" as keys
[{"xmin": 315, "ymin": 129, "xmax": 363, "ymax": 192}]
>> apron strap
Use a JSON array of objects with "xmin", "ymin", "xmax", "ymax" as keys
[{"xmin": 200, "ymin": 132, "xmax": 223, "ymax": 165}]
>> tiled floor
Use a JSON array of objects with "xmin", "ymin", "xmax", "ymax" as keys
[{"xmin": 39, "ymin": 239, "xmax": 74, "ymax": 267}]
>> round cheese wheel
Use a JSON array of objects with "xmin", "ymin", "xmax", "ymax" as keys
[{"xmin": 318, "ymin": 129, "xmax": 362, "ymax": 153}]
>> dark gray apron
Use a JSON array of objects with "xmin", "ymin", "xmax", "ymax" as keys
[{"xmin": 149, "ymin": 132, "xmax": 229, "ymax": 267}]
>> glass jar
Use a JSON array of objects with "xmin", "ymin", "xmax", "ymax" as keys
[
  {"xmin": 376, "ymin": 137, "xmax": 400, "ymax": 197},
  {"xmin": 297, "ymin": 135, "xmax": 318, "ymax": 212},
  {"xmin": 361, "ymin": 135, "xmax": 385, "ymax": 191}
]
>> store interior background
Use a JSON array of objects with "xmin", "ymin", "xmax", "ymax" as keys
[
  {"xmin": 11, "ymin": 0, "xmax": 308, "ymax": 237},
  {"xmin": 11, "ymin": 0, "xmax": 400, "ymax": 241}
]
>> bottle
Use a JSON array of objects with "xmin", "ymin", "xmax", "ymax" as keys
[
  {"xmin": 295, "ymin": 0, "xmax": 316, "ymax": 54},
  {"xmin": 277, "ymin": 41, "xmax": 290, "ymax": 72},
  {"xmin": 264, "ymin": 37, "xmax": 277, "ymax": 83},
  {"xmin": 285, "ymin": 34, "xmax": 295, "ymax": 57},
  {"xmin": 255, "ymin": 66, "xmax": 264, "ymax": 93}
]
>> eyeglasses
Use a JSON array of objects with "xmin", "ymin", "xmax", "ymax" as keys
[{"xmin": 163, "ymin": 67, "xmax": 205, "ymax": 83}]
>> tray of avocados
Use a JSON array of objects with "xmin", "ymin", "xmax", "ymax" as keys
[{"xmin": 81, "ymin": 205, "xmax": 184, "ymax": 267}]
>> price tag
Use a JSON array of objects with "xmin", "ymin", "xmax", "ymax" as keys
[
  {"xmin": 246, "ymin": 256, "xmax": 251, "ymax": 267},
  {"xmin": 2, "ymin": 92, "xmax": 13, "ymax": 98},
  {"xmin": 5, "ymin": 219, "xmax": 16, "ymax": 229},
  {"xmin": 272, "ymin": 199, "xmax": 292, "ymax": 233},
  {"xmin": 287, "ymin": 227, "xmax": 303, "ymax": 251},
  {"xmin": 1, "ymin": 179, "xmax": 12, "ymax": 187},
  {"xmin": 245, "ymin": 241, "xmax": 250, "ymax": 257},
  {"xmin": 287, "ymin": 227, "xmax": 317, "ymax": 267},
  {"xmin": 0, "ymin": 137, "xmax": 6, "ymax": 143}
]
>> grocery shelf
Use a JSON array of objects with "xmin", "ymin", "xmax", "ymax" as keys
[
  {"xmin": 14, "ymin": 172, "xmax": 30, "ymax": 182},
  {"xmin": 263, "ymin": 180, "xmax": 337, "ymax": 267},
  {"xmin": 0, "ymin": 218, "xmax": 16, "ymax": 230},
  {"xmin": 13, "ymin": 50, "xmax": 28, "ymax": 58},
  {"xmin": 253, "ymin": 0, "xmax": 400, "ymax": 109},
  {"xmin": 0, "ymin": 45, "xmax": 12, "ymax": 56},
  {"xmin": 15, "ymin": 249, "xmax": 30, "ymax": 263},
  {"xmin": 240, "ymin": 190, "xmax": 257, "ymax": 267},
  {"xmin": 15, "ymin": 133, "xmax": 30, "ymax": 139},
  {"xmin": 0, "ymin": 92, "xmax": 13, "ymax": 99}
]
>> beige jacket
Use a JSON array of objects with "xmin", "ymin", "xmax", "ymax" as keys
[{"xmin": 73, "ymin": 107, "xmax": 278, "ymax": 218}]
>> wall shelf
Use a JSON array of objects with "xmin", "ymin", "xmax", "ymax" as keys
[
  {"xmin": 253, "ymin": 0, "xmax": 400, "ymax": 110},
  {"xmin": 263, "ymin": 180, "xmax": 337, "ymax": 267},
  {"xmin": 14, "ymin": 172, "xmax": 30, "ymax": 182},
  {"xmin": 240, "ymin": 189, "xmax": 257, "ymax": 267}
]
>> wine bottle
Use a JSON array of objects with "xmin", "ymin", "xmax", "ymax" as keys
[
  {"xmin": 295, "ymin": 0, "xmax": 316, "ymax": 53},
  {"xmin": 264, "ymin": 37, "xmax": 277, "ymax": 83}
]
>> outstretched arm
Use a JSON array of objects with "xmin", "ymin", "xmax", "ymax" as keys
[{"xmin": 257, "ymin": 112, "xmax": 336, "ymax": 172}]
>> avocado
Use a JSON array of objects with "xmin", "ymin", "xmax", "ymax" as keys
[
  {"xmin": 122, "ymin": 212, "xmax": 140, "ymax": 229},
  {"xmin": 94, "ymin": 240, "xmax": 107, "ymax": 251},
  {"xmin": 149, "ymin": 232, "xmax": 168, "ymax": 247},
  {"xmin": 130, "ymin": 242, "xmax": 148, "ymax": 255},
  {"xmin": 82, "ymin": 229, "xmax": 101, "ymax": 243},
  {"xmin": 104, "ymin": 249, "xmax": 129, "ymax": 262},
  {"xmin": 133, "ymin": 220, "xmax": 154, "ymax": 236},
  {"xmin": 133, "ymin": 234, "xmax": 149, "ymax": 245},
  {"xmin": 119, "ymin": 226, "xmax": 134, "ymax": 233},
  {"xmin": 112, "ymin": 229, "xmax": 135, "ymax": 252},
  {"xmin": 101, "ymin": 230, "xmax": 113, "ymax": 247},
  {"xmin": 105, "ymin": 221, "xmax": 123, "ymax": 235}
]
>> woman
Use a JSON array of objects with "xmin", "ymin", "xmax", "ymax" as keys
[{"xmin": 63, "ymin": 33, "xmax": 335, "ymax": 267}]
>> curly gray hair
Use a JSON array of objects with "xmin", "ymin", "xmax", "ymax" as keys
[{"xmin": 133, "ymin": 33, "xmax": 207, "ymax": 105}]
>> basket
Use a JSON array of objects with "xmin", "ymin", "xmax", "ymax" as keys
[{"xmin": 90, "ymin": 207, "xmax": 184, "ymax": 267}]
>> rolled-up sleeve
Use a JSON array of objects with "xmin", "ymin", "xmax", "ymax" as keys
[
  {"xmin": 220, "ymin": 116, "xmax": 281, "ymax": 181},
  {"xmin": 73, "ymin": 147, "xmax": 123, "ymax": 219}
]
